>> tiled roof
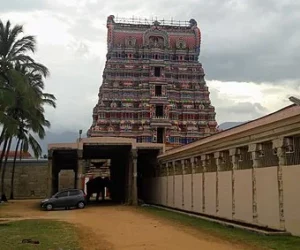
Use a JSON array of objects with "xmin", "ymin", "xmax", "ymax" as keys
[{"xmin": 0, "ymin": 151, "xmax": 32, "ymax": 159}]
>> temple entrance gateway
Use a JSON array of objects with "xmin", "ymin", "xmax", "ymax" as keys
[
  {"xmin": 88, "ymin": 15, "xmax": 218, "ymax": 145},
  {"xmin": 48, "ymin": 137, "xmax": 163, "ymax": 205}
]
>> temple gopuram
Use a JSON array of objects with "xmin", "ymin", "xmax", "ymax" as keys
[{"xmin": 88, "ymin": 15, "xmax": 218, "ymax": 145}]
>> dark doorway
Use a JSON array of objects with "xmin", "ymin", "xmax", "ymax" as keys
[
  {"xmin": 52, "ymin": 150, "xmax": 78, "ymax": 195},
  {"xmin": 154, "ymin": 67, "xmax": 161, "ymax": 77},
  {"xmin": 155, "ymin": 105, "xmax": 163, "ymax": 117},
  {"xmin": 155, "ymin": 85, "xmax": 162, "ymax": 96},
  {"xmin": 83, "ymin": 145, "xmax": 131, "ymax": 204},
  {"xmin": 137, "ymin": 149, "xmax": 160, "ymax": 202},
  {"xmin": 157, "ymin": 128, "xmax": 164, "ymax": 143}
]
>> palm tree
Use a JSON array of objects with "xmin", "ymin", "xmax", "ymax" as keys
[
  {"xmin": 0, "ymin": 70, "xmax": 53, "ymax": 199},
  {"xmin": 8, "ymin": 69, "xmax": 56, "ymax": 199},
  {"xmin": 0, "ymin": 70, "xmax": 24, "ymax": 170},
  {"xmin": 10, "ymin": 127, "xmax": 42, "ymax": 199},
  {"xmin": 0, "ymin": 137, "xmax": 12, "ymax": 198},
  {"xmin": 0, "ymin": 18, "xmax": 50, "ymax": 140},
  {"xmin": 0, "ymin": 20, "xmax": 49, "ymax": 82},
  {"xmin": 0, "ymin": 73, "xmax": 19, "ymax": 147},
  {"xmin": 0, "ymin": 18, "xmax": 50, "ymax": 145},
  {"xmin": 0, "ymin": 19, "xmax": 56, "ymax": 200}
]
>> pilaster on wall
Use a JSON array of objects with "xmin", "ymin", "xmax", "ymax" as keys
[
  {"xmin": 248, "ymin": 144, "xmax": 260, "ymax": 223},
  {"xmin": 172, "ymin": 161, "xmax": 175, "ymax": 207},
  {"xmin": 214, "ymin": 152, "xmax": 222, "ymax": 215},
  {"xmin": 191, "ymin": 157, "xmax": 195, "ymax": 211},
  {"xmin": 166, "ymin": 163, "xmax": 169, "ymax": 206},
  {"xmin": 181, "ymin": 159, "xmax": 185, "ymax": 208},
  {"xmin": 272, "ymin": 137, "xmax": 286, "ymax": 230},
  {"xmin": 229, "ymin": 148, "xmax": 239, "ymax": 219},
  {"xmin": 201, "ymin": 154, "xmax": 208, "ymax": 213}
]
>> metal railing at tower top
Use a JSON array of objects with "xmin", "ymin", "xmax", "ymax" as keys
[{"xmin": 114, "ymin": 16, "xmax": 192, "ymax": 27}]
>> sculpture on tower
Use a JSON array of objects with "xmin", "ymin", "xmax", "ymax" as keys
[{"xmin": 88, "ymin": 15, "xmax": 218, "ymax": 145}]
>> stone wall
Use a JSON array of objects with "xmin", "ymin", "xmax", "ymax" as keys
[
  {"xmin": 58, "ymin": 170, "xmax": 75, "ymax": 191},
  {"xmin": 2, "ymin": 160, "xmax": 48, "ymax": 199}
]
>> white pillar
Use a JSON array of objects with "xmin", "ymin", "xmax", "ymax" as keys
[
  {"xmin": 201, "ymin": 154, "xmax": 208, "ymax": 213},
  {"xmin": 248, "ymin": 144, "xmax": 261, "ymax": 223},
  {"xmin": 181, "ymin": 159, "xmax": 185, "ymax": 208},
  {"xmin": 191, "ymin": 157, "xmax": 195, "ymax": 211},
  {"xmin": 229, "ymin": 148, "xmax": 239, "ymax": 219},
  {"xmin": 272, "ymin": 138, "xmax": 286, "ymax": 230},
  {"xmin": 172, "ymin": 161, "xmax": 175, "ymax": 207},
  {"xmin": 214, "ymin": 152, "xmax": 222, "ymax": 215},
  {"xmin": 166, "ymin": 163, "xmax": 169, "ymax": 206}
]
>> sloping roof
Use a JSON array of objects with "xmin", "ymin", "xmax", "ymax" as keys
[
  {"xmin": 0, "ymin": 151, "xmax": 32, "ymax": 159},
  {"xmin": 159, "ymin": 104, "xmax": 299, "ymax": 158}
]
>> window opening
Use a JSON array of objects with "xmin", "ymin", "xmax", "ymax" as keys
[
  {"xmin": 157, "ymin": 128, "xmax": 164, "ymax": 143},
  {"xmin": 155, "ymin": 105, "xmax": 163, "ymax": 117},
  {"xmin": 154, "ymin": 67, "xmax": 161, "ymax": 77},
  {"xmin": 155, "ymin": 85, "xmax": 162, "ymax": 96}
]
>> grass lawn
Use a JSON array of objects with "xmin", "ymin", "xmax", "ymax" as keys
[
  {"xmin": 0, "ymin": 219, "xmax": 80, "ymax": 250},
  {"xmin": 141, "ymin": 206, "xmax": 300, "ymax": 250}
]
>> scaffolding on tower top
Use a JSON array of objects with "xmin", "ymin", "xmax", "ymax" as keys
[{"xmin": 114, "ymin": 16, "xmax": 192, "ymax": 27}]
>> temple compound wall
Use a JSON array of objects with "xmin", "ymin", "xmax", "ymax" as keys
[
  {"xmin": 2, "ymin": 160, "xmax": 48, "ymax": 199},
  {"xmin": 143, "ymin": 104, "xmax": 300, "ymax": 236}
]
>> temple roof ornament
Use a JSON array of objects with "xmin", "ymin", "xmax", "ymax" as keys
[
  {"xmin": 153, "ymin": 20, "xmax": 161, "ymax": 26},
  {"xmin": 189, "ymin": 19, "xmax": 197, "ymax": 27},
  {"xmin": 107, "ymin": 15, "xmax": 115, "ymax": 24},
  {"xmin": 144, "ymin": 28, "xmax": 169, "ymax": 48},
  {"xmin": 199, "ymin": 104, "xmax": 205, "ymax": 110},
  {"xmin": 176, "ymin": 38, "xmax": 187, "ymax": 49}
]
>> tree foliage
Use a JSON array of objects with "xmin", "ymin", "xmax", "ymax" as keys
[{"xmin": 0, "ymin": 19, "xmax": 56, "ymax": 199}]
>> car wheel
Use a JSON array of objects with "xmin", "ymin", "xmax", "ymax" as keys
[
  {"xmin": 77, "ymin": 201, "xmax": 85, "ymax": 209},
  {"xmin": 46, "ymin": 203, "xmax": 53, "ymax": 211}
]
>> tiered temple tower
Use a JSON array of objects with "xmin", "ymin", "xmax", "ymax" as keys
[{"xmin": 88, "ymin": 15, "xmax": 218, "ymax": 145}]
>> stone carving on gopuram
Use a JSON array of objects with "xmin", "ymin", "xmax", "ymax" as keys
[{"xmin": 87, "ymin": 15, "xmax": 218, "ymax": 145}]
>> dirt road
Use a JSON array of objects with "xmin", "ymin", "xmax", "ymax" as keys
[{"xmin": 0, "ymin": 200, "xmax": 252, "ymax": 250}]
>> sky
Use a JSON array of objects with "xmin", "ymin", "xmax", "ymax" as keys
[{"xmin": 1, "ymin": 0, "xmax": 300, "ymax": 134}]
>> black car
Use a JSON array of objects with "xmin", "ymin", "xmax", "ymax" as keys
[{"xmin": 40, "ymin": 189, "xmax": 86, "ymax": 211}]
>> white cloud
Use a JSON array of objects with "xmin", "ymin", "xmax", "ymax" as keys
[
  {"xmin": 208, "ymin": 80, "xmax": 297, "ymax": 124},
  {"xmin": 1, "ymin": 0, "xmax": 299, "ymax": 134}
]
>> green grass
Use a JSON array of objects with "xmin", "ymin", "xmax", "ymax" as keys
[
  {"xmin": 141, "ymin": 206, "xmax": 300, "ymax": 250},
  {"xmin": 0, "ymin": 219, "xmax": 80, "ymax": 250}
]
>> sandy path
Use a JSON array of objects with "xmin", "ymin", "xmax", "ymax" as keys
[{"xmin": 0, "ymin": 200, "xmax": 252, "ymax": 250}]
